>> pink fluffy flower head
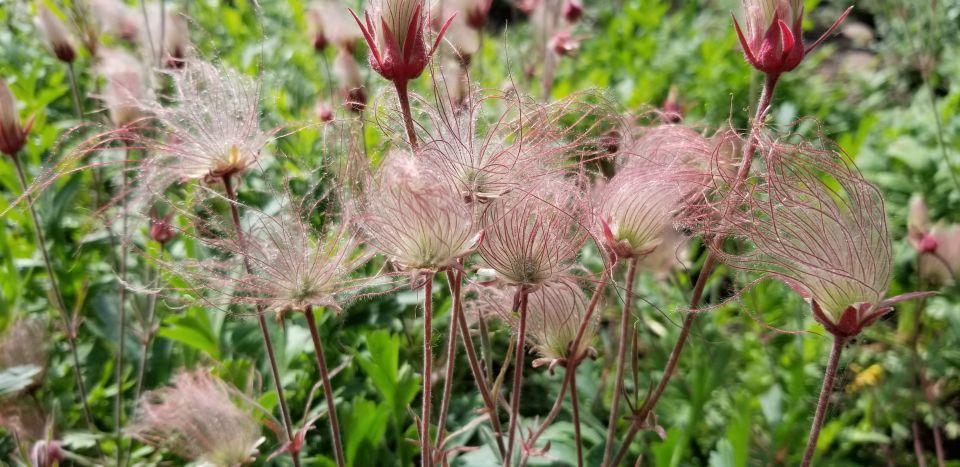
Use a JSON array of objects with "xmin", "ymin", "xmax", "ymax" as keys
[
  {"xmin": 694, "ymin": 135, "xmax": 925, "ymax": 338},
  {"xmin": 131, "ymin": 60, "xmax": 267, "ymax": 199},
  {"xmin": 351, "ymin": 0, "xmax": 454, "ymax": 83},
  {"xmin": 127, "ymin": 370, "xmax": 263, "ymax": 466},
  {"xmin": 597, "ymin": 125, "xmax": 711, "ymax": 260},
  {"xmin": 733, "ymin": 0, "xmax": 851, "ymax": 76},
  {"xmin": 478, "ymin": 176, "xmax": 590, "ymax": 288},
  {"xmin": 356, "ymin": 151, "xmax": 481, "ymax": 276},
  {"xmin": 480, "ymin": 278, "xmax": 597, "ymax": 368}
]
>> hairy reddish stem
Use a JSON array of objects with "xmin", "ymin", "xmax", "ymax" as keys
[
  {"xmin": 11, "ymin": 152, "xmax": 105, "ymax": 460},
  {"xmin": 304, "ymin": 307, "xmax": 346, "ymax": 467},
  {"xmin": 421, "ymin": 277, "xmax": 434, "ymax": 467},
  {"xmin": 450, "ymin": 272, "xmax": 507, "ymax": 458},
  {"xmin": 223, "ymin": 175, "xmax": 301, "ymax": 467},
  {"xmin": 394, "ymin": 79, "xmax": 418, "ymax": 149},
  {"xmin": 602, "ymin": 257, "xmax": 639, "ymax": 465},
  {"xmin": 434, "ymin": 271, "xmax": 461, "ymax": 462},
  {"xmin": 570, "ymin": 369, "xmax": 584, "ymax": 467},
  {"xmin": 504, "ymin": 291, "xmax": 529, "ymax": 467},
  {"xmin": 801, "ymin": 336, "xmax": 845, "ymax": 467},
  {"xmin": 609, "ymin": 73, "xmax": 780, "ymax": 465}
]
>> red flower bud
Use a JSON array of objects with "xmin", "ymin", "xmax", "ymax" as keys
[
  {"xmin": 733, "ymin": 1, "xmax": 852, "ymax": 76},
  {"xmin": 0, "ymin": 80, "xmax": 33, "ymax": 157},
  {"xmin": 563, "ymin": 0, "xmax": 583, "ymax": 23},
  {"xmin": 150, "ymin": 214, "xmax": 176, "ymax": 245}
]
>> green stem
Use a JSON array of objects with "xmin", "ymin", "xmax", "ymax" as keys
[{"xmin": 11, "ymin": 152, "xmax": 104, "ymax": 460}]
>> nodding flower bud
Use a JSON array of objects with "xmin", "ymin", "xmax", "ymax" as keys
[
  {"xmin": 477, "ymin": 177, "xmax": 589, "ymax": 288},
  {"xmin": 316, "ymin": 99, "xmax": 334, "ymax": 122},
  {"xmin": 0, "ymin": 80, "xmax": 33, "ymax": 157},
  {"xmin": 907, "ymin": 194, "xmax": 932, "ymax": 251},
  {"xmin": 481, "ymin": 278, "xmax": 597, "ymax": 368},
  {"xmin": 562, "ymin": 0, "xmax": 583, "ymax": 23},
  {"xmin": 149, "ymin": 213, "xmax": 176, "ymax": 245},
  {"xmin": 462, "ymin": 0, "xmax": 493, "ymax": 30},
  {"xmin": 29, "ymin": 440, "xmax": 64, "ymax": 467},
  {"xmin": 306, "ymin": 5, "xmax": 329, "ymax": 51},
  {"xmin": 36, "ymin": 5, "xmax": 76, "ymax": 63},
  {"xmin": 332, "ymin": 48, "xmax": 366, "ymax": 112},
  {"xmin": 127, "ymin": 370, "xmax": 263, "ymax": 466},
  {"xmin": 919, "ymin": 225, "xmax": 960, "ymax": 286},
  {"xmin": 356, "ymin": 151, "xmax": 481, "ymax": 276},
  {"xmin": 549, "ymin": 31, "xmax": 580, "ymax": 56},
  {"xmin": 733, "ymin": 0, "xmax": 851, "ymax": 76},
  {"xmin": 690, "ymin": 136, "xmax": 929, "ymax": 338},
  {"xmin": 662, "ymin": 85, "xmax": 683, "ymax": 123},
  {"xmin": 140, "ymin": 4, "xmax": 189, "ymax": 68},
  {"xmin": 98, "ymin": 48, "xmax": 147, "ymax": 128},
  {"xmin": 351, "ymin": 0, "xmax": 454, "ymax": 83}
]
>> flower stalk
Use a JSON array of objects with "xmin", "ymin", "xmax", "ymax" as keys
[
  {"xmin": 800, "ymin": 336, "xmax": 845, "ymax": 467},
  {"xmin": 434, "ymin": 271, "xmax": 463, "ymax": 462},
  {"xmin": 609, "ymin": 68, "xmax": 780, "ymax": 467},
  {"xmin": 421, "ymin": 276, "xmax": 435, "ymax": 467},
  {"xmin": 304, "ymin": 306, "xmax": 346, "ymax": 467},
  {"xmin": 222, "ymin": 175, "xmax": 300, "ymax": 467},
  {"xmin": 601, "ymin": 257, "xmax": 638, "ymax": 465},
  {"xmin": 504, "ymin": 290, "xmax": 529, "ymax": 467},
  {"xmin": 10, "ymin": 151, "xmax": 105, "ymax": 459}
]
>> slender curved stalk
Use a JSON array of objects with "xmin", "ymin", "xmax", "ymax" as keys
[
  {"xmin": 504, "ymin": 291, "xmax": 528, "ymax": 467},
  {"xmin": 801, "ymin": 336, "xmax": 845, "ymax": 467},
  {"xmin": 114, "ymin": 145, "xmax": 130, "ymax": 466},
  {"xmin": 601, "ymin": 257, "xmax": 639, "ymax": 465},
  {"xmin": 570, "ymin": 368, "xmax": 583, "ymax": 467},
  {"xmin": 304, "ymin": 306, "xmax": 346, "ymax": 467},
  {"xmin": 434, "ymin": 271, "xmax": 462, "ymax": 461},
  {"xmin": 421, "ymin": 277, "xmax": 434, "ymax": 467},
  {"xmin": 222, "ymin": 175, "xmax": 300, "ymax": 467},
  {"xmin": 66, "ymin": 63, "xmax": 83, "ymax": 122},
  {"xmin": 517, "ymin": 370, "xmax": 571, "ymax": 467},
  {"xmin": 132, "ymin": 247, "xmax": 162, "ymax": 403},
  {"xmin": 394, "ymin": 79, "xmax": 418, "ymax": 149},
  {"xmin": 450, "ymin": 273, "xmax": 507, "ymax": 458},
  {"xmin": 609, "ymin": 73, "xmax": 780, "ymax": 466},
  {"xmin": 11, "ymin": 152, "xmax": 104, "ymax": 459}
]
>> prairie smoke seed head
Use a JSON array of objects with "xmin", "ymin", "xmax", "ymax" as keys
[
  {"xmin": 351, "ymin": 0, "xmax": 454, "ymax": 83},
  {"xmin": 733, "ymin": 0, "xmax": 851, "ymax": 76},
  {"xmin": 36, "ymin": 5, "xmax": 76, "ymax": 63},
  {"xmin": 357, "ymin": 151, "xmax": 480, "ymax": 274},
  {"xmin": 128, "ymin": 370, "xmax": 263, "ymax": 466},
  {"xmin": 136, "ymin": 61, "xmax": 266, "ymax": 193},
  {"xmin": 0, "ymin": 80, "xmax": 33, "ymax": 157},
  {"xmin": 695, "ymin": 136, "xmax": 910, "ymax": 338},
  {"xmin": 478, "ymin": 178, "xmax": 589, "ymax": 287},
  {"xmin": 479, "ymin": 279, "xmax": 597, "ymax": 367}
]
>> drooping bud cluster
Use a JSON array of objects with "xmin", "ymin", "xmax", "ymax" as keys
[
  {"xmin": 0, "ymin": 80, "xmax": 33, "ymax": 157},
  {"xmin": 733, "ymin": 0, "xmax": 851, "ymax": 76},
  {"xmin": 127, "ymin": 370, "xmax": 263, "ymax": 466},
  {"xmin": 356, "ymin": 151, "xmax": 481, "ymax": 277}
]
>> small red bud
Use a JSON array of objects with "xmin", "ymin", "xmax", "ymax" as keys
[{"xmin": 563, "ymin": 0, "xmax": 583, "ymax": 23}]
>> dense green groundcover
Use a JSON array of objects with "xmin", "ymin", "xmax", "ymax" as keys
[{"xmin": 1, "ymin": 0, "xmax": 959, "ymax": 466}]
